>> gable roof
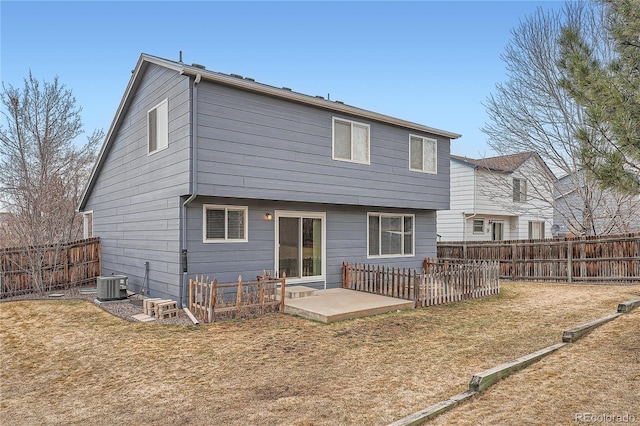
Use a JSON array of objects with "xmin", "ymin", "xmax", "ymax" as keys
[
  {"xmin": 451, "ymin": 152, "xmax": 556, "ymax": 179},
  {"xmin": 78, "ymin": 53, "xmax": 461, "ymax": 210}
]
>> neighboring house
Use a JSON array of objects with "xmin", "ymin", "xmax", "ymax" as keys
[
  {"xmin": 78, "ymin": 53, "xmax": 460, "ymax": 305},
  {"xmin": 553, "ymin": 170, "xmax": 640, "ymax": 237},
  {"xmin": 437, "ymin": 152, "xmax": 555, "ymax": 242}
]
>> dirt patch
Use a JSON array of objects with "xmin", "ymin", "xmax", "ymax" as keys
[{"xmin": 0, "ymin": 282, "xmax": 638, "ymax": 425}]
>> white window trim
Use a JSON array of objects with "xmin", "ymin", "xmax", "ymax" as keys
[
  {"xmin": 367, "ymin": 212, "xmax": 415, "ymax": 259},
  {"xmin": 202, "ymin": 204, "xmax": 248, "ymax": 243},
  {"xmin": 408, "ymin": 134, "xmax": 438, "ymax": 174},
  {"xmin": 332, "ymin": 117, "xmax": 371, "ymax": 165},
  {"xmin": 274, "ymin": 210, "xmax": 327, "ymax": 287},
  {"xmin": 148, "ymin": 98, "xmax": 169, "ymax": 155},
  {"xmin": 472, "ymin": 218, "xmax": 485, "ymax": 234},
  {"xmin": 83, "ymin": 211, "xmax": 93, "ymax": 239}
]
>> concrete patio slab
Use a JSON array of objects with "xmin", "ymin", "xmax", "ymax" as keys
[{"xmin": 284, "ymin": 288, "xmax": 414, "ymax": 323}]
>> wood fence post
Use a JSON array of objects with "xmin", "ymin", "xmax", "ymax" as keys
[
  {"xmin": 280, "ymin": 273, "xmax": 286, "ymax": 313},
  {"xmin": 567, "ymin": 240, "xmax": 573, "ymax": 283},
  {"xmin": 236, "ymin": 275, "xmax": 242, "ymax": 315}
]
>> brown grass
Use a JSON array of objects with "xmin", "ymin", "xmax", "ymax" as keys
[{"xmin": 1, "ymin": 282, "xmax": 638, "ymax": 425}]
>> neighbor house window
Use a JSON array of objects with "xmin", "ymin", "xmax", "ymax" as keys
[
  {"xmin": 473, "ymin": 219, "xmax": 484, "ymax": 234},
  {"xmin": 368, "ymin": 213, "xmax": 414, "ymax": 258},
  {"xmin": 203, "ymin": 205, "xmax": 248, "ymax": 243},
  {"xmin": 148, "ymin": 98, "xmax": 169, "ymax": 154},
  {"xmin": 83, "ymin": 212, "xmax": 93, "ymax": 239},
  {"xmin": 409, "ymin": 135, "xmax": 437, "ymax": 173},
  {"xmin": 528, "ymin": 221, "xmax": 545, "ymax": 239},
  {"xmin": 513, "ymin": 178, "xmax": 527, "ymax": 202},
  {"xmin": 332, "ymin": 117, "xmax": 370, "ymax": 164}
]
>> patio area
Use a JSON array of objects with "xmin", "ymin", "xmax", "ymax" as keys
[{"xmin": 283, "ymin": 286, "xmax": 415, "ymax": 323}]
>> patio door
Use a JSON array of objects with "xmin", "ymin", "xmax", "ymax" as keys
[
  {"xmin": 275, "ymin": 211, "xmax": 326, "ymax": 286},
  {"xmin": 491, "ymin": 222, "xmax": 504, "ymax": 241}
]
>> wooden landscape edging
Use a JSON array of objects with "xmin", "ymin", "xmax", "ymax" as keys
[
  {"xmin": 561, "ymin": 313, "xmax": 622, "ymax": 343},
  {"xmin": 617, "ymin": 298, "xmax": 640, "ymax": 313},
  {"xmin": 386, "ymin": 297, "xmax": 640, "ymax": 426}
]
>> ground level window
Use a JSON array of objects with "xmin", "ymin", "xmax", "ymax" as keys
[
  {"xmin": 368, "ymin": 213, "xmax": 414, "ymax": 258},
  {"xmin": 473, "ymin": 219, "xmax": 484, "ymax": 234},
  {"xmin": 529, "ymin": 221, "xmax": 545, "ymax": 239},
  {"xmin": 203, "ymin": 205, "xmax": 248, "ymax": 243}
]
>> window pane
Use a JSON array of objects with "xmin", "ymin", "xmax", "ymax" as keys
[
  {"xmin": 302, "ymin": 218, "xmax": 322, "ymax": 277},
  {"xmin": 279, "ymin": 217, "xmax": 300, "ymax": 278},
  {"xmin": 334, "ymin": 120, "xmax": 351, "ymax": 160},
  {"xmin": 148, "ymin": 108, "xmax": 157, "ymax": 152},
  {"xmin": 404, "ymin": 216, "xmax": 413, "ymax": 255},
  {"xmin": 352, "ymin": 124, "xmax": 369, "ymax": 162},
  {"xmin": 473, "ymin": 219, "xmax": 484, "ymax": 233},
  {"xmin": 206, "ymin": 209, "xmax": 225, "ymax": 239},
  {"xmin": 368, "ymin": 215, "xmax": 380, "ymax": 256},
  {"xmin": 156, "ymin": 100, "xmax": 169, "ymax": 150},
  {"xmin": 381, "ymin": 216, "xmax": 402, "ymax": 255},
  {"xmin": 410, "ymin": 137, "xmax": 423, "ymax": 170},
  {"xmin": 227, "ymin": 210, "xmax": 245, "ymax": 239},
  {"xmin": 424, "ymin": 138, "xmax": 437, "ymax": 173}
]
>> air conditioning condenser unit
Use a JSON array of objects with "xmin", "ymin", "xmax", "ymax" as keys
[{"xmin": 97, "ymin": 275, "xmax": 128, "ymax": 301}]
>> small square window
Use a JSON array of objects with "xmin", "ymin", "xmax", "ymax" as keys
[
  {"xmin": 148, "ymin": 99, "xmax": 168, "ymax": 154},
  {"xmin": 473, "ymin": 219, "xmax": 484, "ymax": 234},
  {"xmin": 409, "ymin": 135, "xmax": 437, "ymax": 173},
  {"xmin": 332, "ymin": 118, "xmax": 370, "ymax": 164},
  {"xmin": 203, "ymin": 205, "xmax": 248, "ymax": 243}
]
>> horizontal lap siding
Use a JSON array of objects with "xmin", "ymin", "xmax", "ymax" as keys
[
  {"xmin": 195, "ymin": 82, "xmax": 450, "ymax": 210},
  {"xmin": 84, "ymin": 64, "xmax": 191, "ymax": 300},
  {"xmin": 186, "ymin": 198, "xmax": 436, "ymax": 289}
]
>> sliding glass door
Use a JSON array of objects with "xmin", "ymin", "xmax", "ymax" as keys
[{"xmin": 276, "ymin": 211, "xmax": 325, "ymax": 285}]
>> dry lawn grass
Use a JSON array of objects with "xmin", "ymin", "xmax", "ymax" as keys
[{"xmin": 1, "ymin": 282, "xmax": 638, "ymax": 426}]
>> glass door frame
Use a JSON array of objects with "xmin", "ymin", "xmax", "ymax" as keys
[{"xmin": 274, "ymin": 210, "xmax": 327, "ymax": 288}]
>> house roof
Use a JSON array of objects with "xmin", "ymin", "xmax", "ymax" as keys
[
  {"xmin": 78, "ymin": 53, "xmax": 461, "ymax": 210},
  {"xmin": 451, "ymin": 152, "xmax": 556, "ymax": 179}
]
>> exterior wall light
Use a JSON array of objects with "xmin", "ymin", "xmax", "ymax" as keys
[{"xmin": 265, "ymin": 213, "xmax": 272, "ymax": 220}]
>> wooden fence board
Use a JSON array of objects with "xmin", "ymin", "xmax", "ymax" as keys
[
  {"xmin": 438, "ymin": 232, "xmax": 640, "ymax": 283},
  {"xmin": 189, "ymin": 272, "xmax": 286, "ymax": 323},
  {"xmin": 1, "ymin": 238, "xmax": 101, "ymax": 297},
  {"xmin": 342, "ymin": 261, "xmax": 500, "ymax": 308}
]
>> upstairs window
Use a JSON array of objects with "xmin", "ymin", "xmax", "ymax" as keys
[
  {"xmin": 332, "ymin": 118, "xmax": 370, "ymax": 164},
  {"xmin": 409, "ymin": 135, "xmax": 437, "ymax": 173},
  {"xmin": 368, "ymin": 213, "xmax": 414, "ymax": 258},
  {"xmin": 513, "ymin": 178, "xmax": 527, "ymax": 202},
  {"xmin": 203, "ymin": 205, "xmax": 248, "ymax": 243},
  {"xmin": 148, "ymin": 99, "xmax": 168, "ymax": 154}
]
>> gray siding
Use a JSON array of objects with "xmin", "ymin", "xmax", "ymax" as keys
[
  {"xmin": 83, "ymin": 64, "xmax": 191, "ymax": 300},
  {"xmin": 185, "ymin": 197, "xmax": 436, "ymax": 291},
  {"xmin": 195, "ymin": 82, "xmax": 450, "ymax": 210}
]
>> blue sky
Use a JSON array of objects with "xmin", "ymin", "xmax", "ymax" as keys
[{"xmin": 1, "ymin": 1, "xmax": 563, "ymax": 158}]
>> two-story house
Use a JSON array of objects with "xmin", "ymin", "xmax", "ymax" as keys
[
  {"xmin": 437, "ymin": 152, "xmax": 555, "ymax": 242},
  {"xmin": 553, "ymin": 170, "xmax": 640, "ymax": 237},
  {"xmin": 78, "ymin": 54, "xmax": 460, "ymax": 306}
]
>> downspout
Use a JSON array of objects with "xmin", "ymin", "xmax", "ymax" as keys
[
  {"xmin": 179, "ymin": 72, "xmax": 201, "ymax": 307},
  {"xmin": 462, "ymin": 166, "xmax": 478, "ymax": 241}
]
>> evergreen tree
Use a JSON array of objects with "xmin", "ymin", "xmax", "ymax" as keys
[{"xmin": 559, "ymin": 0, "xmax": 640, "ymax": 194}]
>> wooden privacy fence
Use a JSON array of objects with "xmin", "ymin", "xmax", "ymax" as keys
[
  {"xmin": 437, "ymin": 232, "xmax": 640, "ymax": 283},
  {"xmin": 0, "ymin": 237, "xmax": 101, "ymax": 297},
  {"xmin": 189, "ymin": 272, "xmax": 286, "ymax": 323},
  {"xmin": 342, "ymin": 261, "xmax": 500, "ymax": 308}
]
